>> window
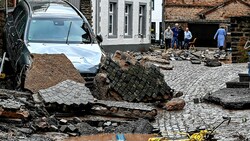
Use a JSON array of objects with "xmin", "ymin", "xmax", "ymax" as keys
[
  {"xmin": 138, "ymin": 4, "xmax": 146, "ymax": 37},
  {"xmin": 124, "ymin": 3, "xmax": 132, "ymax": 37},
  {"xmin": 151, "ymin": 0, "xmax": 154, "ymax": 10},
  {"xmin": 108, "ymin": 1, "xmax": 117, "ymax": 38}
]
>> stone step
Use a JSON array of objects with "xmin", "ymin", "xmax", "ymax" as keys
[
  {"xmin": 203, "ymin": 88, "xmax": 250, "ymax": 109},
  {"xmin": 238, "ymin": 73, "xmax": 250, "ymax": 82},
  {"xmin": 226, "ymin": 81, "xmax": 250, "ymax": 88}
]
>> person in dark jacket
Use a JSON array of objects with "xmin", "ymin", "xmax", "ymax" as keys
[
  {"xmin": 171, "ymin": 23, "xmax": 179, "ymax": 49},
  {"xmin": 177, "ymin": 26, "xmax": 184, "ymax": 49}
]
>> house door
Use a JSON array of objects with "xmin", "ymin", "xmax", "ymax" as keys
[{"xmin": 188, "ymin": 23, "xmax": 219, "ymax": 47}]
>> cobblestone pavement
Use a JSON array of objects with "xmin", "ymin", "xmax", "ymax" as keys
[{"xmin": 153, "ymin": 60, "xmax": 250, "ymax": 140}]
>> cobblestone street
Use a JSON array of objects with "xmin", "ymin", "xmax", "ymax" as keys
[{"xmin": 154, "ymin": 60, "xmax": 250, "ymax": 140}]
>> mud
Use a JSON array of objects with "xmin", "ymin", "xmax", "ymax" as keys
[
  {"xmin": 25, "ymin": 54, "xmax": 85, "ymax": 93},
  {"xmin": 64, "ymin": 133, "xmax": 156, "ymax": 141}
]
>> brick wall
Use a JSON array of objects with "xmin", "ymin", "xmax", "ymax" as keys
[
  {"xmin": 231, "ymin": 16, "xmax": 250, "ymax": 63},
  {"xmin": 80, "ymin": 0, "xmax": 92, "ymax": 26},
  {"xmin": 0, "ymin": 1, "xmax": 15, "ymax": 53}
]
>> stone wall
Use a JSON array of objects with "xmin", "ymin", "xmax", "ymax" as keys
[
  {"xmin": 80, "ymin": 0, "xmax": 92, "ymax": 26},
  {"xmin": 231, "ymin": 16, "xmax": 250, "ymax": 63}
]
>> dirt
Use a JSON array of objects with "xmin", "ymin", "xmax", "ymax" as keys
[
  {"xmin": 64, "ymin": 133, "xmax": 157, "ymax": 141},
  {"xmin": 25, "ymin": 54, "xmax": 85, "ymax": 93}
]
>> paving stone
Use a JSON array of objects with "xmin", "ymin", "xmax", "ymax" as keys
[
  {"xmin": 154, "ymin": 61, "xmax": 249, "ymax": 140},
  {"xmin": 39, "ymin": 80, "xmax": 94, "ymax": 106},
  {"xmin": 203, "ymin": 88, "xmax": 250, "ymax": 109}
]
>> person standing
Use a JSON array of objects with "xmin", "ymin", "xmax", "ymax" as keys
[
  {"xmin": 164, "ymin": 26, "xmax": 173, "ymax": 50},
  {"xmin": 184, "ymin": 27, "xmax": 192, "ymax": 50},
  {"xmin": 171, "ymin": 23, "xmax": 179, "ymax": 49},
  {"xmin": 214, "ymin": 25, "xmax": 226, "ymax": 51},
  {"xmin": 178, "ymin": 26, "xmax": 184, "ymax": 49}
]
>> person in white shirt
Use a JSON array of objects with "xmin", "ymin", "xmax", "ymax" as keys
[
  {"xmin": 164, "ymin": 26, "xmax": 173, "ymax": 49},
  {"xmin": 184, "ymin": 27, "xmax": 192, "ymax": 50}
]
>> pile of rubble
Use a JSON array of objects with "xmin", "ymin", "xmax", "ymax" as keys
[
  {"xmin": 150, "ymin": 47, "xmax": 229, "ymax": 67},
  {"xmin": 92, "ymin": 51, "xmax": 173, "ymax": 102},
  {"xmin": 0, "ymin": 50, "xmax": 183, "ymax": 140},
  {"xmin": 0, "ymin": 83, "xmax": 157, "ymax": 140}
]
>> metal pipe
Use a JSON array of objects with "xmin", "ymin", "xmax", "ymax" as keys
[
  {"xmin": 5, "ymin": 0, "xmax": 8, "ymax": 19},
  {"xmin": 0, "ymin": 52, "xmax": 6, "ymax": 75},
  {"xmin": 95, "ymin": 0, "xmax": 98, "ymax": 35}
]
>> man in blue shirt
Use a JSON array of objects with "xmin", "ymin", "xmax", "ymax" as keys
[
  {"xmin": 184, "ymin": 27, "xmax": 192, "ymax": 50},
  {"xmin": 171, "ymin": 23, "xmax": 179, "ymax": 49}
]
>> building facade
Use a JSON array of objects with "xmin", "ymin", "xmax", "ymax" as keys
[
  {"xmin": 92, "ymin": 0, "xmax": 152, "ymax": 52},
  {"xmin": 151, "ymin": 0, "xmax": 163, "ymax": 44},
  {"xmin": 164, "ymin": 0, "xmax": 250, "ymax": 48}
]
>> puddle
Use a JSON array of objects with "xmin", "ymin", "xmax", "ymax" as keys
[{"xmin": 64, "ymin": 133, "xmax": 156, "ymax": 141}]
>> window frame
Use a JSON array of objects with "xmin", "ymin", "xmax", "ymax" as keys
[
  {"xmin": 138, "ymin": 3, "xmax": 146, "ymax": 38},
  {"xmin": 124, "ymin": 2, "xmax": 133, "ymax": 38},
  {"xmin": 108, "ymin": 0, "xmax": 118, "ymax": 38}
]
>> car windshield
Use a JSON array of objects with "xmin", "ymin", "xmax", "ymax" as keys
[{"xmin": 27, "ymin": 18, "xmax": 92, "ymax": 44}]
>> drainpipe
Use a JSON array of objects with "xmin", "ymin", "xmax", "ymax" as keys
[
  {"xmin": 5, "ymin": 0, "xmax": 8, "ymax": 19},
  {"xmin": 161, "ymin": 0, "xmax": 165, "ymax": 47},
  {"xmin": 95, "ymin": 0, "xmax": 98, "ymax": 35}
]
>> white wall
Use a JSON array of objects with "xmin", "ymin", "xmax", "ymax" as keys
[
  {"xmin": 151, "ymin": 0, "xmax": 162, "ymax": 41},
  {"xmin": 92, "ymin": 0, "xmax": 151, "ymax": 46}
]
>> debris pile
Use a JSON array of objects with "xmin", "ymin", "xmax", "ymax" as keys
[
  {"xmin": 153, "ymin": 47, "xmax": 230, "ymax": 67},
  {"xmin": 0, "ymin": 87, "xmax": 157, "ymax": 140},
  {"xmin": 92, "ymin": 50, "xmax": 174, "ymax": 102},
  {"xmin": 25, "ymin": 54, "xmax": 85, "ymax": 93}
]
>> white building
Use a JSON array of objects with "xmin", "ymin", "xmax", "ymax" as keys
[
  {"xmin": 151, "ymin": 0, "xmax": 162, "ymax": 44},
  {"xmin": 92, "ymin": 0, "xmax": 152, "ymax": 52}
]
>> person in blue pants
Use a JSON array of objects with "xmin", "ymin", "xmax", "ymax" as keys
[
  {"xmin": 171, "ymin": 23, "xmax": 179, "ymax": 49},
  {"xmin": 244, "ymin": 40, "xmax": 250, "ymax": 76}
]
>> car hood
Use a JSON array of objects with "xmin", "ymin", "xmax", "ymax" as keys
[{"xmin": 27, "ymin": 43, "xmax": 102, "ymax": 74}]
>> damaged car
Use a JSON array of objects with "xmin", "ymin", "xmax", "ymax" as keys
[{"xmin": 3, "ymin": 0, "xmax": 104, "ymax": 89}]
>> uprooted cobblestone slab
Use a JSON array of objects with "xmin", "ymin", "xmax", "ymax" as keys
[
  {"xmin": 94, "ymin": 51, "xmax": 173, "ymax": 102},
  {"xmin": 204, "ymin": 88, "xmax": 250, "ymax": 109},
  {"xmin": 90, "ymin": 100, "xmax": 157, "ymax": 119},
  {"xmin": 39, "ymin": 80, "xmax": 94, "ymax": 105}
]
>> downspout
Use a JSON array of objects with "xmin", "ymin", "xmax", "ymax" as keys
[
  {"xmin": 161, "ymin": 0, "xmax": 165, "ymax": 46},
  {"xmin": 5, "ymin": 0, "xmax": 8, "ymax": 19},
  {"xmin": 95, "ymin": 0, "xmax": 98, "ymax": 35}
]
